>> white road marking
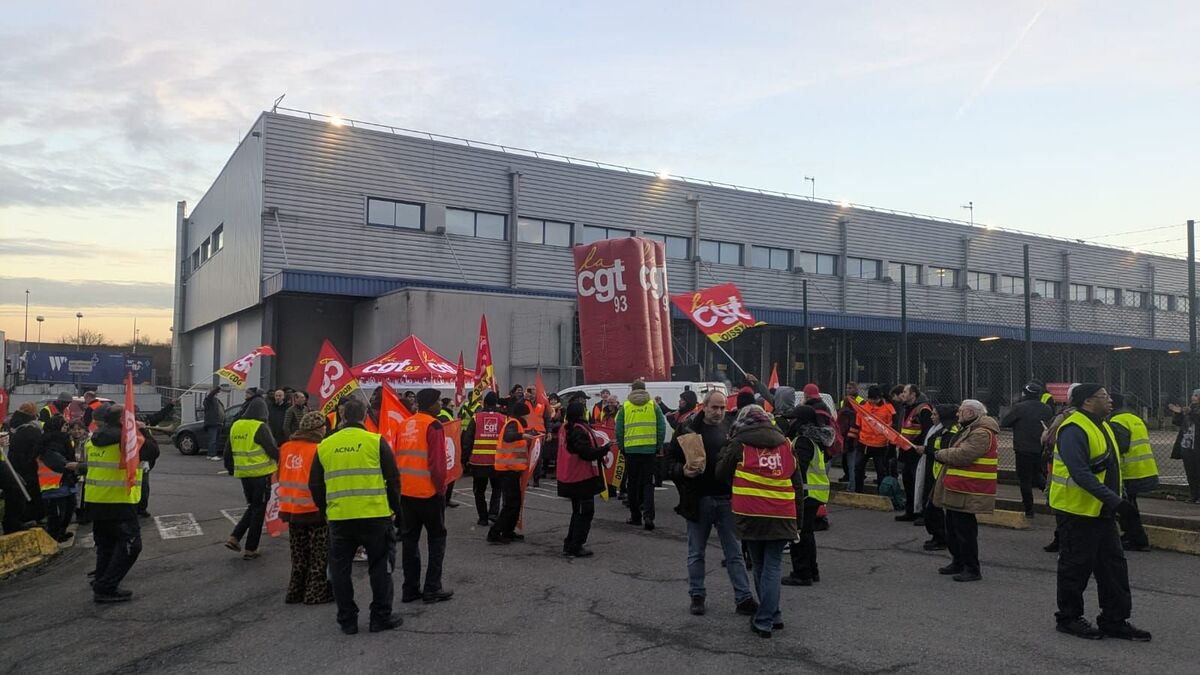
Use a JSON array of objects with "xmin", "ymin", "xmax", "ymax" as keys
[
  {"xmin": 154, "ymin": 513, "xmax": 204, "ymax": 539},
  {"xmin": 78, "ymin": 532, "xmax": 94, "ymax": 549},
  {"xmin": 221, "ymin": 508, "xmax": 245, "ymax": 525}
]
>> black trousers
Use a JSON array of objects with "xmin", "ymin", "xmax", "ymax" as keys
[
  {"xmin": 1055, "ymin": 514, "xmax": 1131, "ymax": 626},
  {"xmin": 137, "ymin": 470, "xmax": 151, "ymax": 514},
  {"xmin": 470, "ymin": 466, "xmax": 502, "ymax": 522},
  {"xmin": 1014, "ymin": 452, "xmax": 1045, "ymax": 515},
  {"xmin": 855, "ymin": 445, "xmax": 889, "ymax": 488},
  {"xmin": 231, "ymin": 476, "xmax": 270, "ymax": 552},
  {"xmin": 92, "ymin": 517, "xmax": 142, "ymax": 594},
  {"xmin": 565, "ymin": 495, "xmax": 595, "ymax": 552},
  {"xmin": 1118, "ymin": 492, "xmax": 1150, "ymax": 548},
  {"xmin": 790, "ymin": 497, "xmax": 821, "ymax": 580},
  {"xmin": 944, "ymin": 510, "xmax": 980, "ymax": 574},
  {"xmin": 922, "ymin": 461, "xmax": 945, "ymax": 542},
  {"xmin": 399, "ymin": 494, "xmax": 447, "ymax": 597},
  {"xmin": 898, "ymin": 451, "xmax": 921, "ymax": 516},
  {"xmin": 624, "ymin": 454, "xmax": 656, "ymax": 522},
  {"xmin": 488, "ymin": 471, "xmax": 523, "ymax": 537},
  {"xmin": 328, "ymin": 518, "xmax": 395, "ymax": 627},
  {"xmin": 1182, "ymin": 448, "xmax": 1200, "ymax": 501},
  {"xmin": 45, "ymin": 494, "xmax": 75, "ymax": 539}
]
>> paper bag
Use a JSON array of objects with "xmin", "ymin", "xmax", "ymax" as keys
[{"xmin": 677, "ymin": 433, "xmax": 707, "ymax": 475}]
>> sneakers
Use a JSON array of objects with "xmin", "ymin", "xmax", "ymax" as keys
[
  {"xmin": 476, "ymin": 518, "xmax": 490, "ymax": 527},
  {"xmin": 242, "ymin": 550, "xmax": 261, "ymax": 561},
  {"xmin": 1056, "ymin": 617, "xmax": 1104, "ymax": 640},
  {"xmin": 689, "ymin": 596, "xmax": 706, "ymax": 615},
  {"xmin": 486, "ymin": 533, "xmax": 510, "ymax": 545},
  {"xmin": 224, "ymin": 536, "xmax": 241, "ymax": 552},
  {"xmin": 369, "ymin": 614, "xmax": 405, "ymax": 633},
  {"xmin": 340, "ymin": 623, "xmax": 359, "ymax": 635},
  {"xmin": 401, "ymin": 593, "xmax": 422, "ymax": 603},
  {"xmin": 952, "ymin": 571, "xmax": 982, "ymax": 582},
  {"xmin": 422, "ymin": 590, "xmax": 454, "ymax": 604},
  {"xmin": 208, "ymin": 455, "xmax": 223, "ymax": 461},
  {"xmin": 938, "ymin": 564, "xmax": 963, "ymax": 575},
  {"xmin": 735, "ymin": 598, "xmax": 760, "ymax": 616},
  {"xmin": 781, "ymin": 575, "xmax": 812, "ymax": 587},
  {"xmin": 750, "ymin": 619, "xmax": 772, "ymax": 639},
  {"xmin": 563, "ymin": 547, "xmax": 594, "ymax": 558},
  {"xmin": 625, "ymin": 517, "xmax": 642, "ymax": 527},
  {"xmin": 1100, "ymin": 621, "xmax": 1152, "ymax": 642}
]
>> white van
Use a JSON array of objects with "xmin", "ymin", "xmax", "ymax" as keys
[{"xmin": 556, "ymin": 381, "xmax": 730, "ymax": 409}]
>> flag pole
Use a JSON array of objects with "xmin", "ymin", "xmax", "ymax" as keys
[{"xmin": 708, "ymin": 339, "xmax": 750, "ymax": 380}]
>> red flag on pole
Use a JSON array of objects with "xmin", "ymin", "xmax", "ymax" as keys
[
  {"xmin": 517, "ymin": 437, "xmax": 543, "ymax": 530},
  {"xmin": 305, "ymin": 340, "xmax": 359, "ymax": 415},
  {"xmin": 119, "ymin": 370, "xmax": 143, "ymax": 489},
  {"xmin": 442, "ymin": 420, "xmax": 464, "ymax": 486},
  {"xmin": 379, "ymin": 385, "xmax": 411, "ymax": 451},
  {"xmin": 763, "ymin": 363, "xmax": 779, "ymax": 413},
  {"xmin": 534, "ymin": 371, "xmax": 550, "ymax": 412},
  {"xmin": 216, "ymin": 345, "xmax": 276, "ymax": 388},
  {"xmin": 475, "ymin": 316, "xmax": 496, "ymax": 393},
  {"xmin": 670, "ymin": 283, "xmax": 765, "ymax": 343},
  {"xmin": 454, "ymin": 351, "xmax": 466, "ymax": 407},
  {"xmin": 848, "ymin": 398, "xmax": 915, "ymax": 450}
]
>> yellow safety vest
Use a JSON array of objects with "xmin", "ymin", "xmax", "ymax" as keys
[
  {"xmin": 1109, "ymin": 412, "xmax": 1158, "ymax": 482},
  {"xmin": 83, "ymin": 441, "xmax": 141, "ymax": 504},
  {"xmin": 229, "ymin": 419, "xmax": 277, "ymax": 478},
  {"xmin": 317, "ymin": 427, "xmax": 392, "ymax": 521},
  {"xmin": 1049, "ymin": 412, "xmax": 1120, "ymax": 517},
  {"xmin": 801, "ymin": 439, "xmax": 829, "ymax": 504},
  {"xmin": 930, "ymin": 424, "xmax": 960, "ymax": 479},
  {"xmin": 621, "ymin": 401, "xmax": 658, "ymax": 448}
]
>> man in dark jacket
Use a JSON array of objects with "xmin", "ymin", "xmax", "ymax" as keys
[
  {"xmin": 282, "ymin": 390, "xmax": 309, "ymax": 439},
  {"xmin": 666, "ymin": 390, "xmax": 756, "ymax": 618},
  {"xmin": 2, "ymin": 404, "xmax": 37, "ymax": 533},
  {"xmin": 39, "ymin": 392, "xmax": 73, "ymax": 425},
  {"xmin": 896, "ymin": 384, "xmax": 934, "ymax": 522},
  {"xmin": 6, "ymin": 404, "xmax": 45, "ymax": 524},
  {"xmin": 268, "ymin": 389, "xmax": 289, "ymax": 443},
  {"xmin": 202, "ymin": 387, "xmax": 226, "ymax": 460},
  {"xmin": 223, "ymin": 396, "xmax": 279, "ymax": 558},
  {"xmin": 1001, "ymin": 382, "xmax": 1054, "ymax": 517}
]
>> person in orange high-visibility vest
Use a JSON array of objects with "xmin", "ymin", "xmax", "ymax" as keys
[
  {"xmin": 82, "ymin": 391, "xmax": 104, "ymax": 432},
  {"xmin": 279, "ymin": 411, "xmax": 334, "ymax": 605},
  {"xmin": 487, "ymin": 400, "xmax": 538, "ymax": 544},
  {"xmin": 931, "ymin": 399, "xmax": 999, "ymax": 583},
  {"xmin": 855, "ymin": 386, "xmax": 895, "ymax": 492},
  {"xmin": 716, "ymin": 405, "xmax": 799, "ymax": 639},
  {"xmin": 394, "ymin": 389, "xmax": 452, "ymax": 604}
]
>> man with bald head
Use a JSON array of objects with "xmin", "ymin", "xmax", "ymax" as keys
[{"xmin": 931, "ymin": 399, "xmax": 999, "ymax": 583}]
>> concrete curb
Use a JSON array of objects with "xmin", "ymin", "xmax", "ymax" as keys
[
  {"xmin": 1145, "ymin": 526, "xmax": 1200, "ymax": 555},
  {"xmin": 0, "ymin": 528, "xmax": 60, "ymax": 578},
  {"xmin": 831, "ymin": 491, "xmax": 893, "ymax": 511}
]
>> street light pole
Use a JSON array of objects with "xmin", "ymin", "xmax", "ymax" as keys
[
  {"xmin": 36, "ymin": 316, "xmax": 44, "ymax": 350},
  {"xmin": 24, "ymin": 289, "xmax": 29, "ymax": 344},
  {"xmin": 961, "ymin": 201, "xmax": 974, "ymax": 227},
  {"xmin": 1189, "ymin": 220, "xmax": 1196, "ymax": 385},
  {"xmin": 76, "ymin": 312, "xmax": 83, "ymax": 351},
  {"xmin": 901, "ymin": 272, "xmax": 909, "ymax": 383},
  {"xmin": 1023, "ymin": 244, "xmax": 1033, "ymax": 381},
  {"xmin": 804, "ymin": 176, "xmax": 815, "ymax": 200}
]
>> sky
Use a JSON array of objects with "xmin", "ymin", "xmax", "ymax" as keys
[{"xmin": 2, "ymin": 1, "xmax": 1198, "ymax": 344}]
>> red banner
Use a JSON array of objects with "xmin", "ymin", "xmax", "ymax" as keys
[
  {"xmin": 475, "ymin": 316, "xmax": 496, "ymax": 392},
  {"xmin": 306, "ymin": 340, "xmax": 359, "ymax": 416},
  {"xmin": 574, "ymin": 237, "xmax": 672, "ymax": 383},
  {"xmin": 379, "ymin": 385, "xmax": 412, "ymax": 451},
  {"xmin": 671, "ymin": 283, "xmax": 764, "ymax": 343},
  {"xmin": 518, "ymin": 437, "xmax": 543, "ymax": 530},
  {"xmin": 0, "ymin": 387, "xmax": 8, "ymax": 423},
  {"xmin": 216, "ymin": 345, "xmax": 276, "ymax": 388},
  {"xmin": 265, "ymin": 477, "xmax": 286, "ymax": 537},
  {"xmin": 119, "ymin": 371, "xmax": 143, "ymax": 489},
  {"xmin": 591, "ymin": 420, "xmax": 623, "ymax": 494},
  {"xmin": 763, "ymin": 363, "xmax": 779, "ymax": 412},
  {"xmin": 534, "ymin": 371, "xmax": 550, "ymax": 412},
  {"xmin": 454, "ymin": 351, "xmax": 466, "ymax": 407},
  {"xmin": 848, "ymin": 398, "xmax": 914, "ymax": 450},
  {"xmin": 443, "ymin": 419, "xmax": 464, "ymax": 486}
]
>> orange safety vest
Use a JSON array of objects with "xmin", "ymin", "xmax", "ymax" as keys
[
  {"xmin": 900, "ymin": 402, "xmax": 931, "ymax": 445},
  {"xmin": 85, "ymin": 400, "xmax": 103, "ymax": 432},
  {"xmin": 527, "ymin": 403, "xmax": 546, "ymax": 433},
  {"xmin": 277, "ymin": 439, "xmax": 319, "ymax": 514},
  {"xmin": 731, "ymin": 442, "xmax": 797, "ymax": 519},
  {"xmin": 495, "ymin": 418, "xmax": 528, "ymax": 472},
  {"xmin": 37, "ymin": 458, "xmax": 62, "ymax": 492},
  {"xmin": 469, "ymin": 411, "xmax": 504, "ymax": 467},
  {"xmin": 942, "ymin": 429, "xmax": 999, "ymax": 497},
  {"xmin": 857, "ymin": 401, "xmax": 895, "ymax": 449},
  {"xmin": 395, "ymin": 413, "xmax": 437, "ymax": 498},
  {"xmin": 326, "ymin": 411, "xmax": 340, "ymax": 431}
]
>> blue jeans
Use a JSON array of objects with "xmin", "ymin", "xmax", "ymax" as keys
[
  {"xmin": 686, "ymin": 496, "xmax": 753, "ymax": 604},
  {"xmin": 843, "ymin": 446, "xmax": 861, "ymax": 492},
  {"xmin": 206, "ymin": 426, "xmax": 221, "ymax": 457},
  {"xmin": 746, "ymin": 539, "xmax": 786, "ymax": 633}
]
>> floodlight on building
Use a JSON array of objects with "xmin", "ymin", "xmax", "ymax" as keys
[
  {"xmin": 329, "ymin": 116, "xmax": 345, "ymax": 127},
  {"xmin": 839, "ymin": 200, "xmax": 850, "ymax": 208},
  {"xmin": 979, "ymin": 336, "xmax": 1001, "ymax": 342},
  {"xmin": 1167, "ymin": 349, "xmax": 1182, "ymax": 354},
  {"xmin": 811, "ymin": 326, "xmax": 826, "ymax": 331},
  {"xmin": 1112, "ymin": 345, "xmax": 1133, "ymax": 351},
  {"xmin": 656, "ymin": 169, "xmax": 671, "ymax": 180}
]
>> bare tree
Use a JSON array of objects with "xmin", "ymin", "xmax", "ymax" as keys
[{"xmin": 60, "ymin": 329, "xmax": 106, "ymax": 346}]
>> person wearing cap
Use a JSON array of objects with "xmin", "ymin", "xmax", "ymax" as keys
[
  {"xmin": 615, "ymin": 380, "xmax": 667, "ymax": 531},
  {"xmin": 591, "ymin": 389, "xmax": 611, "ymax": 422},
  {"xmin": 1107, "ymin": 392, "xmax": 1158, "ymax": 552},
  {"xmin": 1049, "ymin": 383, "xmax": 1149, "ymax": 641},
  {"xmin": 39, "ymin": 392, "xmax": 73, "ymax": 425},
  {"xmin": 667, "ymin": 389, "xmax": 700, "ymax": 431},
  {"xmin": 1169, "ymin": 389, "xmax": 1200, "ymax": 504},
  {"xmin": 1001, "ymin": 382, "xmax": 1055, "ymax": 518},
  {"xmin": 931, "ymin": 399, "xmax": 998, "ymax": 583},
  {"xmin": 279, "ymin": 411, "xmax": 334, "ymax": 605},
  {"xmin": 463, "ymin": 392, "xmax": 505, "ymax": 526}
]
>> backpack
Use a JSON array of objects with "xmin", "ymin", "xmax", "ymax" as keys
[{"xmin": 878, "ymin": 475, "xmax": 905, "ymax": 511}]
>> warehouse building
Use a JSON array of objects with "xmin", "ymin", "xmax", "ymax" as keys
[{"xmin": 172, "ymin": 108, "xmax": 1197, "ymax": 412}]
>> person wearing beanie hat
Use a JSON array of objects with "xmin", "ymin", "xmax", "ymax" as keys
[
  {"xmin": 668, "ymin": 389, "xmax": 701, "ymax": 431},
  {"xmin": 279, "ymin": 411, "xmax": 334, "ymax": 605},
  {"xmin": 39, "ymin": 391, "xmax": 73, "ymax": 425},
  {"xmin": 464, "ymin": 391, "xmax": 505, "ymax": 525},
  {"xmin": 616, "ymin": 379, "xmax": 668, "ymax": 530},
  {"xmin": 1049, "ymin": 384, "xmax": 1150, "ymax": 641},
  {"xmin": 1002, "ymin": 381, "xmax": 1055, "ymax": 517},
  {"xmin": 224, "ymin": 395, "xmax": 281, "ymax": 560},
  {"xmin": 1107, "ymin": 392, "xmax": 1158, "ymax": 552}
]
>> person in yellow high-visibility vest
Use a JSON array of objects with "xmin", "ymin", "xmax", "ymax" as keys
[
  {"xmin": 1107, "ymin": 392, "xmax": 1159, "ymax": 553},
  {"xmin": 782, "ymin": 405, "xmax": 834, "ymax": 587},
  {"xmin": 223, "ymin": 396, "xmax": 279, "ymax": 560}
]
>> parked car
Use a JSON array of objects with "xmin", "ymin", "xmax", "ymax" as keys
[{"xmin": 172, "ymin": 402, "xmax": 244, "ymax": 455}]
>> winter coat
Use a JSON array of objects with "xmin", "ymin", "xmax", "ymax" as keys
[
  {"xmin": 557, "ymin": 422, "xmax": 608, "ymax": 499},
  {"xmin": 78, "ymin": 424, "xmax": 157, "ymax": 521},
  {"xmin": 614, "ymin": 389, "xmax": 667, "ymax": 455},
  {"xmin": 268, "ymin": 400, "xmax": 289, "ymax": 443},
  {"xmin": 203, "ymin": 392, "xmax": 225, "ymax": 428},
  {"xmin": 667, "ymin": 412, "xmax": 733, "ymax": 522},
  {"xmin": 933, "ymin": 415, "xmax": 999, "ymax": 514},
  {"xmin": 5, "ymin": 411, "xmax": 42, "ymax": 496},
  {"xmin": 715, "ymin": 420, "xmax": 801, "ymax": 541},
  {"xmin": 39, "ymin": 428, "xmax": 77, "ymax": 492},
  {"xmin": 1000, "ymin": 397, "xmax": 1054, "ymax": 455},
  {"xmin": 1172, "ymin": 407, "xmax": 1200, "ymax": 459},
  {"xmin": 282, "ymin": 403, "xmax": 307, "ymax": 440}
]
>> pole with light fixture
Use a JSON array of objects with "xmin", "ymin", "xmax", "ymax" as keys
[
  {"xmin": 961, "ymin": 201, "xmax": 974, "ymax": 227},
  {"xmin": 1189, "ymin": 219, "xmax": 1196, "ymax": 386},
  {"xmin": 24, "ymin": 289, "xmax": 29, "ymax": 345},
  {"xmin": 803, "ymin": 279, "xmax": 811, "ymax": 376},
  {"xmin": 76, "ymin": 312, "xmax": 83, "ymax": 351},
  {"xmin": 900, "ymin": 271, "xmax": 908, "ymax": 383},
  {"xmin": 804, "ymin": 176, "xmax": 815, "ymax": 200},
  {"xmin": 1023, "ymin": 244, "xmax": 1033, "ymax": 381},
  {"xmin": 36, "ymin": 315, "xmax": 44, "ymax": 349}
]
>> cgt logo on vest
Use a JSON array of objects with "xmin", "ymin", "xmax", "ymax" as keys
[
  {"xmin": 757, "ymin": 450, "xmax": 784, "ymax": 476},
  {"xmin": 482, "ymin": 418, "xmax": 500, "ymax": 435},
  {"xmin": 576, "ymin": 247, "xmax": 629, "ymax": 312},
  {"xmin": 285, "ymin": 454, "xmax": 304, "ymax": 470}
]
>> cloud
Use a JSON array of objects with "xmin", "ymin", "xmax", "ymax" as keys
[
  {"xmin": 0, "ymin": 277, "xmax": 173, "ymax": 309},
  {"xmin": 0, "ymin": 236, "xmax": 172, "ymax": 262},
  {"xmin": 954, "ymin": 5, "xmax": 1047, "ymax": 120}
]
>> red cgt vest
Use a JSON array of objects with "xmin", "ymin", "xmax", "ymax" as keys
[
  {"xmin": 731, "ymin": 442, "xmax": 797, "ymax": 520},
  {"xmin": 469, "ymin": 411, "xmax": 504, "ymax": 467},
  {"xmin": 556, "ymin": 422, "xmax": 602, "ymax": 484},
  {"xmin": 942, "ymin": 428, "xmax": 999, "ymax": 496}
]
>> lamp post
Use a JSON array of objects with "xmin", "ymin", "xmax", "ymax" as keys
[
  {"xmin": 804, "ymin": 176, "xmax": 815, "ymax": 200},
  {"xmin": 76, "ymin": 312, "xmax": 83, "ymax": 351},
  {"xmin": 961, "ymin": 201, "xmax": 974, "ymax": 227},
  {"xmin": 36, "ymin": 316, "xmax": 44, "ymax": 349},
  {"xmin": 24, "ymin": 289, "xmax": 29, "ymax": 344}
]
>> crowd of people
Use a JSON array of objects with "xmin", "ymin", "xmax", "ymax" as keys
[{"xmin": 0, "ymin": 373, "xmax": 1181, "ymax": 643}]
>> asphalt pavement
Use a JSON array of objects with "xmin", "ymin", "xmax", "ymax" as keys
[{"xmin": 2, "ymin": 444, "xmax": 1198, "ymax": 675}]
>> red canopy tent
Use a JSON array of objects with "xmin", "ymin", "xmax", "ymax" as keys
[{"xmin": 352, "ymin": 336, "xmax": 475, "ymax": 388}]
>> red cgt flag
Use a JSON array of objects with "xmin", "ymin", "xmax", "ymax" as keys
[
  {"xmin": 534, "ymin": 371, "xmax": 550, "ymax": 412},
  {"xmin": 379, "ymin": 384, "xmax": 412, "ymax": 451},
  {"xmin": 454, "ymin": 351, "xmax": 466, "ymax": 407},
  {"xmin": 442, "ymin": 420, "xmax": 464, "ymax": 486},
  {"xmin": 216, "ymin": 345, "xmax": 276, "ymax": 388},
  {"xmin": 475, "ymin": 316, "xmax": 497, "ymax": 392},
  {"xmin": 306, "ymin": 340, "xmax": 359, "ymax": 415},
  {"xmin": 848, "ymin": 397, "xmax": 915, "ymax": 451},
  {"xmin": 119, "ymin": 370, "xmax": 143, "ymax": 489},
  {"xmin": 670, "ymin": 283, "xmax": 765, "ymax": 343}
]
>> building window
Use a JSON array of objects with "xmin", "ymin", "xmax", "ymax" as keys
[
  {"xmin": 200, "ymin": 238, "xmax": 211, "ymax": 263},
  {"xmin": 846, "ymin": 257, "xmax": 880, "ymax": 280},
  {"xmin": 1123, "ymin": 290, "xmax": 1146, "ymax": 308},
  {"xmin": 699, "ymin": 239, "xmax": 742, "ymax": 266},
  {"xmin": 367, "ymin": 197, "xmax": 423, "ymax": 230},
  {"xmin": 446, "ymin": 208, "xmax": 506, "ymax": 240},
  {"xmin": 1034, "ymin": 279, "xmax": 1061, "ymax": 299},
  {"xmin": 642, "ymin": 233, "xmax": 691, "ymax": 260},
  {"xmin": 797, "ymin": 252, "xmax": 838, "ymax": 276},
  {"xmin": 1180, "ymin": 296, "xmax": 1191, "ymax": 314},
  {"xmin": 1069, "ymin": 283, "xmax": 1090, "ymax": 302},
  {"xmin": 750, "ymin": 245, "xmax": 791, "ymax": 271},
  {"xmin": 998, "ymin": 275, "xmax": 1025, "ymax": 296},
  {"xmin": 1153, "ymin": 293, "xmax": 1171, "ymax": 311},
  {"xmin": 581, "ymin": 225, "xmax": 634, "ymax": 244},
  {"xmin": 927, "ymin": 267, "xmax": 960, "ymax": 288},
  {"xmin": 1095, "ymin": 286, "xmax": 1119, "ymax": 306},
  {"xmin": 211, "ymin": 224, "xmax": 223, "ymax": 252},
  {"xmin": 191, "ymin": 249, "xmax": 200, "ymax": 271},
  {"xmin": 887, "ymin": 262, "xmax": 921, "ymax": 285},
  {"xmin": 966, "ymin": 270, "xmax": 995, "ymax": 292},
  {"xmin": 518, "ymin": 218, "xmax": 572, "ymax": 247}
]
